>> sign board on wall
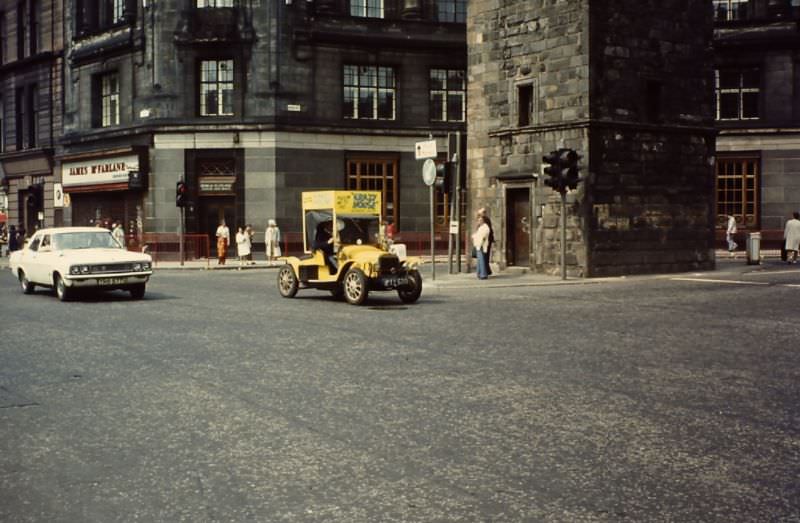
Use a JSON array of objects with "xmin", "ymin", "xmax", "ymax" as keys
[{"xmin": 61, "ymin": 155, "xmax": 139, "ymax": 187}]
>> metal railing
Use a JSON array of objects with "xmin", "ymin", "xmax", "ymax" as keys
[{"xmin": 138, "ymin": 233, "xmax": 211, "ymax": 268}]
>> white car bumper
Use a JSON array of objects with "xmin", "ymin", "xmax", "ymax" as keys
[{"xmin": 64, "ymin": 273, "xmax": 151, "ymax": 288}]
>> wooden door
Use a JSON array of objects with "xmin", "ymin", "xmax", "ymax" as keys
[{"xmin": 506, "ymin": 188, "xmax": 531, "ymax": 266}]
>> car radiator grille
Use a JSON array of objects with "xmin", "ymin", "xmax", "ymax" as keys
[
  {"xmin": 90, "ymin": 263, "xmax": 136, "ymax": 274},
  {"xmin": 378, "ymin": 255, "xmax": 401, "ymax": 274}
]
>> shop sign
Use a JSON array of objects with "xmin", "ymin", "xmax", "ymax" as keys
[
  {"xmin": 62, "ymin": 155, "xmax": 139, "ymax": 187},
  {"xmin": 54, "ymin": 183, "xmax": 64, "ymax": 207},
  {"xmin": 199, "ymin": 176, "xmax": 236, "ymax": 195}
]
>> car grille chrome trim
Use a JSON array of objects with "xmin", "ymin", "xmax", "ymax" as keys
[{"xmin": 90, "ymin": 263, "xmax": 136, "ymax": 274}]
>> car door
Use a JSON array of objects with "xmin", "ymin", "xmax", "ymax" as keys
[
  {"xmin": 22, "ymin": 234, "xmax": 43, "ymax": 283},
  {"xmin": 34, "ymin": 234, "xmax": 56, "ymax": 285}
]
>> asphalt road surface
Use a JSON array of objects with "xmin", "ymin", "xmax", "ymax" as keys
[{"xmin": 1, "ymin": 265, "xmax": 799, "ymax": 522}]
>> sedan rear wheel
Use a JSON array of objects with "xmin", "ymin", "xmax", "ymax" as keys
[
  {"xmin": 54, "ymin": 274, "xmax": 71, "ymax": 302},
  {"xmin": 18, "ymin": 270, "xmax": 34, "ymax": 294}
]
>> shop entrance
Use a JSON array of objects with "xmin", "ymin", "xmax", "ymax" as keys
[
  {"xmin": 199, "ymin": 197, "xmax": 236, "ymax": 258},
  {"xmin": 506, "ymin": 187, "xmax": 531, "ymax": 266}
]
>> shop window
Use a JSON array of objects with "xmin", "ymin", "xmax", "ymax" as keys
[
  {"xmin": 435, "ymin": 0, "xmax": 466, "ymax": 23},
  {"xmin": 0, "ymin": 95, "xmax": 4, "ymax": 152},
  {"xmin": 645, "ymin": 80, "xmax": 662, "ymax": 123},
  {"xmin": 430, "ymin": 69, "xmax": 465, "ymax": 122},
  {"xmin": 517, "ymin": 82, "xmax": 536, "ymax": 127},
  {"xmin": 196, "ymin": 0, "xmax": 234, "ymax": 6},
  {"xmin": 349, "ymin": 0, "xmax": 383, "ymax": 18},
  {"xmin": 101, "ymin": 72, "xmax": 120, "ymax": 127},
  {"xmin": 346, "ymin": 156, "xmax": 398, "ymax": 226},
  {"xmin": 713, "ymin": 0, "xmax": 748, "ymax": 21},
  {"xmin": 0, "ymin": 11, "xmax": 6, "ymax": 65},
  {"xmin": 14, "ymin": 85, "xmax": 35, "ymax": 149},
  {"xmin": 199, "ymin": 59, "xmax": 235, "ymax": 116},
  {"xmin": 716, "ymin": 156, "xmax": 759, "ymax": 229},
  {"xmin": 435, "ymin": 186, "xmax": 466, "ymax": 233},
  {"xmin": 716, "ymin": 69, "xmax": 760, "ymax": 121},
  {"xmin": 75, "ymin": 0, "xmax": 130, "ymax": 37},
  {"xmin": 17, "ymin": 1, "xmax": 25, "ymax": 59},
  {"xmin": 343, "ymin": 65, "xmax": 395, "ymax": 120}
]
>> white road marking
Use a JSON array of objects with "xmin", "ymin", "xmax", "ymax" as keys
[{"xmin": 670, "ymin": 277, "xmax": 769, "ymax": 286}]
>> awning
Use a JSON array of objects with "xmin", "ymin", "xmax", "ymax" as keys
[{"xmin": 0, "ymin": 212, "xmax": 7, "ymax": 223}]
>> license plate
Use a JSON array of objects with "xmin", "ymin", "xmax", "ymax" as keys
[
  {"xmin": 383, "ymin": 277, "xmax": 408, "ymax": 289},
  {"xmin": 97, "ymin": 277, "xmax": 127, "ymax": 285}
]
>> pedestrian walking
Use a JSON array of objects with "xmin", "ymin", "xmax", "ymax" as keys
[
  {"xmin": 8, "ymin": 225, "xmax": 18, "ymax": 252},
  {"xmin": 783, "ymin": 211, "xmax": 800, "ymax": 264},
  {"xmin": 265, "ymin": 219, "xmax": 281, "ymax": 265},
  {"xmin": 726, "ymin": 214, "xmax": 738, "ymax": 258},
  {"xmin": 112, "ymin": 222, "xmax": 126, "ymax": 249},
  {"xmin": 472, "ymin": 214, "xmax": 491, "ymax": 280},
  {"xmin": 245, "ymin": 224, "xmax": 255, "ymax": 264},
  {"xmin": 235, "ymin": 226, "xmax": 250, "ymax": 269},
  {"xmin": 215, "ymin": 219, "xmax": 230, "ymax": 265}
]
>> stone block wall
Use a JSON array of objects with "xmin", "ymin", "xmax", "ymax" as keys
[{"xmin": 468, "ymin": 0, "xmax": 716, "ymax": 277}]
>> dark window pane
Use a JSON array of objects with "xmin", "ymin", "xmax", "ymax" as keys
[
  {"xmin": 719, "ymin": 93, "xmax": 739, "ymax": 119},
  {"xmin": 742, "ymin": 92, "xmax": 759, "ymax": 118}
]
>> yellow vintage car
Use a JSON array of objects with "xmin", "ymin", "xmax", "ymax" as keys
[{"xmin": 276, "ymin": 190, "xmax": 423, "ymax": 305}]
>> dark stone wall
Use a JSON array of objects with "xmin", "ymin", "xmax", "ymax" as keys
[
  {"xmin": 468, "ymin": 0, "xmax": 716, "ymax": 277},
  {"xmin": 585, "ymin": 0, "xmax": 717, "ymax": 276}
]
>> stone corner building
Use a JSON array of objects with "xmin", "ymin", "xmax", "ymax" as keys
[{"xmin": 467, "ymin": 0, "xmax": 717, "ymax": 277}]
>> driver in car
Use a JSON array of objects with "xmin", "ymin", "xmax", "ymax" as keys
[{"xmin": 313, "ymin": 221, "xmax": 337, "ymax": 273}]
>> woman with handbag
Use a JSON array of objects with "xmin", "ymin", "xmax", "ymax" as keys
[{"xmin": 471, "ymin": 214, "xmax": 491, "ymax": 280}]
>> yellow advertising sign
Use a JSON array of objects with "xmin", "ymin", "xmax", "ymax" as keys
[{"xmin": 302, "ymin": 191, "xmax": 381, "ymax": 215}]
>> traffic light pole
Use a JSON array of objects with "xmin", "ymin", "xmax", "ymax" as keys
[
  {"xmin": 560, "ymin": 191, "xmax": 567, "ymax": 280},
  {"xmin": 179, "ymin": 206, "xmax": 185, "ymax": 267},
  {"xmin": 430, "ymin": 184, "xmax": 436, "ymax": 281}
]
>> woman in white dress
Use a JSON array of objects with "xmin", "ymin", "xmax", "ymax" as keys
[
  {"xmin": 235, "ymin": 226, "xmax": 250, "ymax": 269},
  {"xmin": 265, "ymin": 219, "xmax": 282, "ymax": 265}
]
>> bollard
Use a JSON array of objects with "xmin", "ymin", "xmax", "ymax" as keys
[{"xmin": 746, "ymin": 232, "xmax": 761, "ymax": 265}]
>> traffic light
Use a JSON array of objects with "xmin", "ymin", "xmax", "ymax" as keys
[
  {"xmin": 176, "ymin": 181, "xmax": 188, "ymax": 207},
  {"xmin": 562, "ymin": 149, "xmax": 582, "ymax": 190},
  {"xmin": 542, "ymin": 150, "xmax": 565, "ymax": 192},
  {"xmin": 434, "ymin": 161, "xmax": 453, "ymax": 195}
]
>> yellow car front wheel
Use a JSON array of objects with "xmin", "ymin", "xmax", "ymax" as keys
[{"xmin": 343, "ymin": 268, "xmax": 368, "ymax": 305}]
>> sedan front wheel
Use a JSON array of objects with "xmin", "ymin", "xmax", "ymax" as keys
[{"xmin": 54, "ymin": 274, "xmax": 72, "ymax": 302}]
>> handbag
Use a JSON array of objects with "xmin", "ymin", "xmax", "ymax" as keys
[{"xmin": 471, "ymin": 247, "xmax": 477, "ymax": 258}]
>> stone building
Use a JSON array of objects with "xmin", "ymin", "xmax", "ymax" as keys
[
  {"xmin": 713, "ymin": 0, "xmax": 800, "ymax": 242},
  {"xmin": 467, "ymin": 0, "xmax": 717, "ymax": 277},
  {"xmin": 0, "ymin": 0, "xmax": 65, "ymax": 234},
  {"xmin": 50, "ymin": 0, "xmax": 466, "ymax": 252}
]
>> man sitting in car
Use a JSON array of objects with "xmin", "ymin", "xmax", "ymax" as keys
[{"xmin": 313, "ymin": 221, "xmax": 337, "ymax": 273}]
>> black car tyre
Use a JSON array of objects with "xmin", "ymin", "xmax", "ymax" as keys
[
  {"xmin": 18, "ymin": 270, "xmax": 35, "ymax": 294},
  {"xmin": 277, "ymin": 265, "xmax": 299, "ymax": 298},
  {"xmin": 129, "ymin": 283, "xmax": 146, "ymax": 300},
  {"xmin": 54, "ymin": 274, "xmax": 71, "ymax": 302},
  {"xmin": 343, "ymin": 268, "xmax": 368, "ymax": 305},
  {"xmin": 397, "ymin": 270, "xmax": 423, "ymax": 304}
]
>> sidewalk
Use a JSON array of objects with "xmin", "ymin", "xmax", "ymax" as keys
[{"xmin": 1, "ymin": 249, "xmax": 793, "ymax": 292}]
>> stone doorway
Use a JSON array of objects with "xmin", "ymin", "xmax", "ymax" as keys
[{"xmin": 506, "ymin": 187, "xmax": 531, "ymax": 266}]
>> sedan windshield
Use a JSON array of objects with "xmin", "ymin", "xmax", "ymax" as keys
[{"xmin": 52, "ymin": 231, "xmax": 121, "ymax": 250}]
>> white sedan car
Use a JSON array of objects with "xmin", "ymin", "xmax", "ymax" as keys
[{"xmin": 9, "ymin": 226, "xmax": 153, "ymax": 301}]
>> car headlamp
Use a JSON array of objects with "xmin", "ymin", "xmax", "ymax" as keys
[
  {"xmin": 142, "ymin": 262, "xmax": 151, "ymax": 271},
  {"xmin": 70, "ymin": 266, "xmax": 80, "ymax": 275},
  {"xmin": 133, "ymin": 263, "xmax": 142, "ymax": 271},
  {"xmin": 80, "ymin": 265, "xmax": 90, "ymax": 274}
]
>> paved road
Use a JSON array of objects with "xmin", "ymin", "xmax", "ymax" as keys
[{"xmin": 1, "ymin": 265, "xmax": 799, "ymax": 522}]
